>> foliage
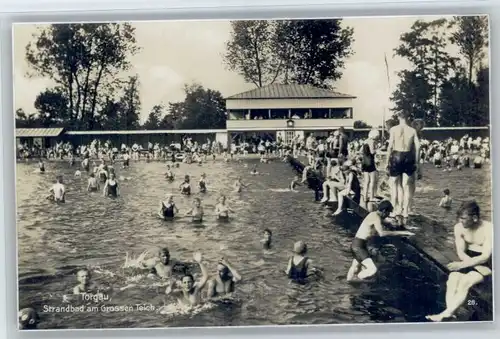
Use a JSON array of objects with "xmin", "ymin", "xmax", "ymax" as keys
[
  {"xmin": 168, "ymin": 84, "xmax": 227, "ymax": 130},
  {"xmin": 353, "ymin": 120, "xmax": 372, "ymax": 129},
  {"xmin": 224, "ymin": 19, "xmax": 354, "ymax": 89},
  {"xmin": 25, "ymin": 23, "xmax": 139, "ymax": 129}
]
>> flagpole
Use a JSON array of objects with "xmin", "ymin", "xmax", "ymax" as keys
[{"xmin": 383, "ymin": 53, "xmax": 391, "ymax": 142}]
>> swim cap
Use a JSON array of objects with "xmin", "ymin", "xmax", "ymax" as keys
[{"xmin": 293, "ymin": 241, "xmax": 307, "ymax": 254}]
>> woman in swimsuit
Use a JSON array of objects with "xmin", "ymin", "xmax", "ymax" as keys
[
  {"xmin": 285, "ymin": 241, "xmax": 317, "ymax": 284},
  {"xmin": 165, "ymin": 165, "xmax": 175, "ymax": 182},
  {"xmin": 38, "ymin": 159, "xmax": 45, "ymax": 173},
  {"xmin": 159, "ymin": 194, "xmax": 179, "ymax": 220},
  {"xmin": 198, "ymin": 173, "xmax": 207, "ymax": 193},
  {"xmin": 184, "ymin": 198, "xmax": 204, "ymax": 222},
  {"xmin": 214, "ymin": 195, "xmax": 233, "ymax": 221},
  {"xmin": 361, "ymin": 130, "xmax": 379, "ymax": 208},
  {"xmin": 87, "ymin": 173, "xmax": 100, "ymax": 192},
  {"xmin": 179, "ymin": 175, "xmax": 191, "ymax": 196},
  {"xmin": 103, "ymin": 173, "xmax": 119, "ymax": 198}
]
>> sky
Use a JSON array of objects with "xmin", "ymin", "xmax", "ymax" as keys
[{"xmin": 12, "ymin": 16, "xmax": 482, "ymax": 126}]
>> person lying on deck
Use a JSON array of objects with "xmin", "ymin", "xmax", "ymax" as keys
[
  {"xmin": 426, "ymin": 200, "xmax": 492, "ymax": 322},
  {"xmin": 332, "ymin": 161, "xmax": 361, "ymax": 216},
  {"xmin": 347, "ymin": 200, "xmax": 414, "ymax": 281}
]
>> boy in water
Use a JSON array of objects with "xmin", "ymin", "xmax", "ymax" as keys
[
  {"xmin": 165, "ymin": 252, "xmax": 209, "ymax": 307},
  {"xmin": 347, "ymin": 201, "xmax": 414, "ymax": 281},
  {"xmin": 87, "ymin": 173, "xmax": 100, "ymax": 192},
  {"xmin": 233, "ymin": 176, "xmax": 249, "ymax": 193},
  {"xmin": 199, "ymin": 173, "xmax": 207, "ymax": 193},
  {"xmin": 250, "ymin": 164, "xmax": 259, "ymax": 175},
  {"xmin": 207, "ymin": 257, "xmax": 242, "ymax": 298},
  {"xmin": 184, "ymin": 198, "xmax": 204, "ymax": 222},
  {"xmin": 73, "ymin": 268, "xmax": 93, "ymax": 294},
  {"xmin": 141, "ymin": 247, "xmax": 178, "ymax": 279},
  {"xmin": 215, "ymin": 195, "xmax": 233, "ymax": 220},
  {"xmin": 261, "ymin": 229, "xmax": 272, "ymax": 249},
  {"xmin": 48, "ymin": 175, "xmax": 65, "ymax": 203},
  {"xmin": 439, "ymin": 189, "xmax": 453, "ymax": 209},
  {"xmin": 38, "ymin": 159, "xmax": 45, "ymax": 173}
]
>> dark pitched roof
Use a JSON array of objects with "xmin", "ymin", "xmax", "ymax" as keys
[
  {"xmin": 16, "ymin": 128, "xmax": 64, "ymax": 138},
  {"xmin": 226, "ymin": 84, "xmax": 355, "ymax": 100}
]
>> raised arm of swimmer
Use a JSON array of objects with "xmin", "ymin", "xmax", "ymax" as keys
[
  {"xmin": 195, "ymin": 253, "xmax": 209, "ymax": 289},
  {"xmin": 373, "ymin": 216, "xmax": 414, "ymax": 237}
]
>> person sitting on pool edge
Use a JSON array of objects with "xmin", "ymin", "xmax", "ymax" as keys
[
  {"xmin": 332, "ymin": 160, "xmax": 361, "ymax": 216},
  {"xmin": 214, "ymin": 195, "xmax": 233, "ymax": 220},
  {"xmin": 165, "ymin": 252, "xmax": 209, "ymax": 307},
  {"xmin": 206, "ymin": 257, "xmax": 242, "ymax": 298},
  {"xmin": 426, "ymin": 200, "xmax": 492, "ymax": 322},
  {"xmin": 286, "ymin": 241, "xmax": 318, "ymax": 284},
  {"xmin": 347, "ymin": 200, "xmax": 414, "ymax": 282}
]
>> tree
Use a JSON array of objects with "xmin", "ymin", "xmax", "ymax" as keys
[
  {"xmin": 275, "ymin": 20, "xmax": 354, "ymax": 88},
  {"xmin": 33, "ymin": 88, "xmax": 70, "ymax": 127},
  {"xmin": 143, "ymin": 105, "xmax": 164, "ymax": 130},
  {"xmin": 475, "ymin": 66, "xmax": 489, "ymax": 125},
  {"xmin": 15, "ymin": 108, "xmax": 38, "ymax": 128},
  {"xmin": 449, "ymin": 16, "xmax": 489, "ymax": 84},
  {"xmin": 438, "ymin": 73, "xmax": 476, "ymax": 126},
  {"xmin": 353, "ymin": 120, "xmax": 372, "ymax": 129},
  {"xmin": 224, "ymin": 21, "xmax": 281, "ymax": 87},
  {"xmin": 116, "ymin": 75, "xmax": 141, "ymax": 130},
  {"xmin": 169, "ymin": 84, "xmax": 226, "ymax": 130},
  {"xmin": 25, "ymin": 23, "xmax": 139, "ymax": 129},
  {"xmin": 224, "ymin": 19, "xmax": 354, "ymax": 89},
  {"xmin": 391, "ymin": 19, "xmax": 458, "ymax": 126}
]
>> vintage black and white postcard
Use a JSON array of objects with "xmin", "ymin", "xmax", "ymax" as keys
[{"xmin": 14, "ymin": 16, "xmax": 492, "ymax": 330}]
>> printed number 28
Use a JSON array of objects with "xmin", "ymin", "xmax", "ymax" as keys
[{"xmin": 467, "ymin": 300, "xmax": 476, "ymax": 306}]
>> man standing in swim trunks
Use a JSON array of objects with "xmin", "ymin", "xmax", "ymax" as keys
[
  {"xmin": 426, "ymin": 201, "xmax": 492, "ymax": 322},
  {"xmin": 385, "ymin": 112, "xmax": 420, "ymax": 222},
  {"xmin": 206, "ymin": 257, "xmax": 242, "ymax": 298},
  {"xmin": 347, "ymin": 200, "xmax": 414, "ymax": 281}
]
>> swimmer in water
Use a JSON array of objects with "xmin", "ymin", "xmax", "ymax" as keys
[
  {"xmin": 347, "ymin": 201, "xmax": 414, "ymax": 281},
  {"xmin": 233, "ymin": 176, "xmax": 249, "ymax": 193},
  {"xmin": 179, "ymin": 175, "xmax": 191, "ymax": 195},
  {"xmin": 141, "ymin": 247, "xmax": 178, "ymax": 279},
  {"xmin": 159, "ymin": 194, "xmax": 179, "ymax": 220},
  {"xmin": 74, "ymin": 170, "xmax": 82, "ymax": 178},
  {"xmin": 165, "ymin": 252, "xmax": 209, "ymax": 307},
  {"xmin": 47, "ymin": 175, "xmax": 65, "ymax": 203},
  {"xmin": 250, "ymin": 165, "xmax": 259, "ymax": 175},
  {"xmin": 261, "ymin": 228, "xmax": 272, "ymax": 249},
  {"xmin": 199, "ymin": 173, "xmax": 207, "ymax": 193},
  {"xmin": 87, "ymin": 173, "xmax": 100, "ymax": 192},
  {"xmin": 38, "ymin": 159, "xmax": 45, "ymax": 173},
  {"xmin": 439, "ymin": 189, "xmax": 453, "ymax": 209},
  {"xmin": 286, "ymin": 241, "xmax": 318, "ymax": 284},
  {"xmin": 215, "ymin": 195, "xmax": 233, "ymax": 220},
  {"xmin": 103, "ymin": 172, "xmax": 119, "ymax": 198},
  {"xmin": 73, "ymin": 268, "xmax": 93, "ymax": 294},
  {"xmin": 290, "ymin": 175, "xmax": 301, "ymax": 191},
  {"xmin": 206, "ymin": 257, "xmax": 242, "ymax": 298},
  {"xmin": 184, "ymin": 198, "xmax": 204, "ymax": 222},
  {"xmin": 18, "ymin": 307, "xmax": 39, "ymax": 330},
  {"xmin": 165, "ymin": 165, "xmax": 175, "ymax": 182}
]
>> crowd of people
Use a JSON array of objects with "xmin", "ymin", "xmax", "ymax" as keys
[{"xmin": 18, "ymin": 118, "xmax": 492, "ymax": 328}]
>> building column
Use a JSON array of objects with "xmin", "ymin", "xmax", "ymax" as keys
[
  {"xmin": 328, "ymin": 108, "xmax": 332, "ymax": 118},
  {"xmin": 268, "ymin": 109, "xmax": 271, "ymax": 119},
  {"xmin": 247, "ymin": 109, "xmax": 251, "ymax": 120},
  {"xmin": 288, "ymin": 109, "xmax": 291, "ymax": 119}
]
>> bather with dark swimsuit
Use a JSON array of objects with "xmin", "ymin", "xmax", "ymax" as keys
[
  {"xmin": 288, "ymin": 256, "xmax": 309, "ymax": 284},
  {"xmin": 351, "ymin": 238, "xmax": 370, "ymax": 263},
  {"xmin": 161, "ymin": 202, "xmax": 176, "ymax": 219},
  {"xmin": 107, "ymin": 180, "xmax": 118, "ymax": 198},
  {"xmin": 458, "ymin": 249, "xmax": 492, "ymax": 276},
  {"xmin": 199, "ymin": 180, "xmax": 207, "ymax": 193},
  {"xmin": 181, "ymin": 183, "xmax": 191, "ymax": 195},
  {"xmin": 361, "ymin": 144, "xmax": 376, "ymax": 173},
  {"xmin": 388, "ymin": 151, "xmax": 416, "ymax": 177}
]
